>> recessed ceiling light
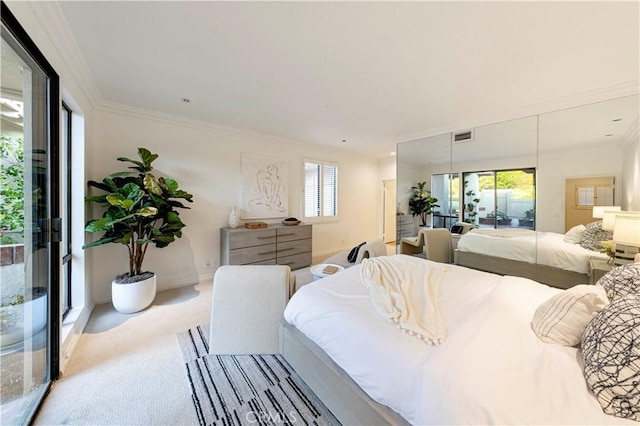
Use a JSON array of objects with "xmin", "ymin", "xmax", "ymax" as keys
[
  {"xmin": 181, "ymin": 98, "xmax": 191, "ymax": 103},
  {"xmin": 612, "ymin": 118, "xmax": 622, "ymax": 122},
  {"xmin": 605, "ymin": 134, "xmax": 614, "ymax": 137},
  {"xmin": 341, "ymin": 139, "xmax": 347, "ymax": 143}
]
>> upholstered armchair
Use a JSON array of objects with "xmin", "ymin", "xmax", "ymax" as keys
[
  {"xmin": 209, "ymin": 265, "xmax": 295, "ymax": 355},
  {"xmin": 322, "ymin": 238, "xmax": 388, "ymax": 269},
  {"xmin": 401, "ymin": 228, "xmax": 454, "ymax": 263}
]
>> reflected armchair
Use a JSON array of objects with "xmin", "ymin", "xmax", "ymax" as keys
[
  {"xmin": 401, "ymin": 228, "xmax": 454, "ymax": 263},
  {"xmin": 323, "ymin": 238, "xmax": 387, "ymax": 268}
]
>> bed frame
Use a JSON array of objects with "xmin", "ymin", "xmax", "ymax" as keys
[
  {"xmin": 279, "ymin": 322, "xmax": 410, "ymax": 426},
  {"xmin": 456, "ymin": 250, "xmax": 590, "ymax": 289}
]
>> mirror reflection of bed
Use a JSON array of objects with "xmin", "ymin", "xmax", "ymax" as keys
[{"xmin": 396, "ymin": 94, "xmax": 639, "ymax": 289}]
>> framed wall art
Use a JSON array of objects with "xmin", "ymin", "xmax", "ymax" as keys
[{"xmin": 241, "ymin": 153, "xmax": 288, "ymax": 219}]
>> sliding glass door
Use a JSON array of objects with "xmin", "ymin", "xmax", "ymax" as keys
[
  {"xmin": 463, "ymin": 168, "xmax": 536, "ymax": 229},
  {"xmin": 1, "ymin": 4, "xmax": 60, "ymax": 424}
]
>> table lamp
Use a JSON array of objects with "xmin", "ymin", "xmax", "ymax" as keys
[
  {"xmin": 612, "ymin": 214, "xmax": 640, "ymax": 265},
  {"xmin": 593, "ymin": 205, "xmax": 620, "ymax": 219}
]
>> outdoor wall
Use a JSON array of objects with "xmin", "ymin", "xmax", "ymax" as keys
[{"xmin": 88, "ymin": 109, "xmax": 381, "ymax": 303}]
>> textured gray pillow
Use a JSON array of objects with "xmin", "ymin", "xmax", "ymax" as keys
[
  {"xmin": 581, "ymin": 294, "xmax": 640, "ymax": 421},
  {"xmin": 580, "ymin": 221, "xmax": 613, "ymax": 252},
  {"xmin": 596, "ymin": 263, "xmax": 640, "ymax": 301}
]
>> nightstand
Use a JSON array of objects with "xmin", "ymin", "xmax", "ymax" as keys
[
  {"xmin": 451, "ymin": 234, "xmax": 462, "ymax": 264},
  {"xmin": 589, "ymin": 257, "xmax": 613, "ymax": 285}
]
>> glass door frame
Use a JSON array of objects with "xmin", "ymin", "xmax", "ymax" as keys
[{"xmin": 1, "ymin": 1, "xmax": 60, "ymax": 421}]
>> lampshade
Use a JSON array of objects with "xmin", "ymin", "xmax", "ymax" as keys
[
  {"xmin": 593, "ymin": 205, "xmax": 620, "ymax": 219},
  {"xmin": 602, "ymin": 210, "xmax": 619, "ymax": 231},
  {"xmin": 612, "ymin": 214, "xmax": 640, "ymax": 247}
]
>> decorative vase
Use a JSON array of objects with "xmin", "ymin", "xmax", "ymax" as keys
[
  {"xmin": 112, "ymin": 274, "xmax": 156, "ymax": 314},
  {"xmin": 229, "ymin": 206, "xmax": 239, "ymax": 228}
]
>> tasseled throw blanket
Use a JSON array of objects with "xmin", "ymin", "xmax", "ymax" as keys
[{"xmin": 360, "ymin": 255, "xmax": 449, "ymax": 345}]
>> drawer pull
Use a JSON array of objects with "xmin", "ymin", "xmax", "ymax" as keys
[
  {"xmin": 278, "ymin": 247, "xmax": 295, "ymax": 252},
  {"xmin": 278, "ymin": 232, "xmax": 295, "ymax": 237},
  {"xmin": 257, "ymin": 235, "xmax": 275, "ymax": 240},
  {"xmin": 258, "ymin": 250, "xmax": 277, "ymax": 256},
  {"xmin": 280, "ymin": 261, "xmax": 295, "ymax": 265}
]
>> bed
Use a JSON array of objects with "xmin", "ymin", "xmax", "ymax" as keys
[
  {"xmin": 281, "ymin": 257, "xmax": 636, "ymax": 425},
  {"xmin": 455, "ymin": 228, "xmax": 608, "ymax": 289}
]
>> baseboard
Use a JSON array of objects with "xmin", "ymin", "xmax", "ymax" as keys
[
  {"xmin": 157, "ymin": 273, "xmax": 214, "ymax": 292},
  {"xmin": 93, "ymin": 273, "xmax": 215, "ymax": 305},
  {"xmin": 60, "ymin": 304, "xmax": 93, "ymax": 374}
]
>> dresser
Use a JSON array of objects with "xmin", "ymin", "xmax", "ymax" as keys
[
  {"xmin": 396, "ymin": 215, "xmax": 416, "ymax": 241},
  {"xmin": 220, "ymin": 224, "xmax": 312, "ymax": 271}
]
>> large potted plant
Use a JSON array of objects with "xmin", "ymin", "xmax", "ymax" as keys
[
  {"xmin": 408, "ymin": 182, "xmax": 439, "ymax": 227},
  {"xmin": 83, "ymin": 148, "xmax": 193, "ymax": 313}
]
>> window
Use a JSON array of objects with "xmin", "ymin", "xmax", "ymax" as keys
[
  {"xmin": 61, "ymin": 102, "xmax": 72, "ymax": 317},
  {"xmin": 304, "ymin": 160, "xmax": 338, "ymax": 219}
]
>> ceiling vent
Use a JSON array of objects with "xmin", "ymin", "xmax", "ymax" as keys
[{"xmin": 454, "ymin": 129, "xmax": 474, "ymax": 143}]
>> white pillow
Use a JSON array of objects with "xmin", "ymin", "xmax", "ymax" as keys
[
  {"xmin": 564, "ymin": 224, "xmax": 586, "ymax": 244},
  {"xmin": 531, "ymin": 284, "xmax": 609, "ymax": 346}
]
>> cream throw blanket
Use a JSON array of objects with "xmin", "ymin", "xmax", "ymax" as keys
[{"xmin": 360, "ymin": 255, "xmax": 449, "ymax": 345}]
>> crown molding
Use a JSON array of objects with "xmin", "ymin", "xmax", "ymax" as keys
[
  {"xmin": 396, "ymin": 80, "xmax": 640, "ymax": 143},
  {"xmin": 95, "ymin": 100, "xmax": 376, "ymax": 159},
  {"xmin": 620, "ymin": 117, "xmax": 640, "ymax": 148},
  {"xmin": 25, "ymin": 1, "xmax": 103, "ymax": 109}
]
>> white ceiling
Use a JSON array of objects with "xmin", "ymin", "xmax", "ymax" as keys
[{"xmin": 54, "ymin": 1, "xmax": 640, "ymax": 158}]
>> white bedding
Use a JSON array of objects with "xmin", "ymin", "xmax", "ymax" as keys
[
  {"xmin": 457, "ymin": 229, "xmax": 608, "ymax": 274},
  {"xmin": 284, "ymin": 258, "xmax": 637, "ymax": 425}
]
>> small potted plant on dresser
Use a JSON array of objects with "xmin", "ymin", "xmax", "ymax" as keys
[{"xmin": 83, "ymin": 148, "xmax": 193, "ymax": 313}]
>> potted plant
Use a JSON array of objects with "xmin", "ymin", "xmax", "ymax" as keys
[
  {"xmin": 408, "ymin": 182, "xmax": 439, "ymax": 227},
  {"xmin": 83, "ymin": 148, "xmax": 193, "ymax": 313},
  {"xmin": 0, "ymin": 287, "xmax": 47, "ymax": 347},
  {"xmin": 463, "ymin": 180, "xmax": 481, "ymax": 226}
]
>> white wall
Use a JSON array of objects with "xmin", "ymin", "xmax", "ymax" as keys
[
  {"xmin": 537, "ymin": 145, "xmax": 622, "ymax": 233},
  {"xmin": 88, "ymin": 110, "xmax": 381, "ymax": 303}
]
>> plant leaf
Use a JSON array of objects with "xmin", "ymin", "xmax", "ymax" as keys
[
  {"xmin": 143, "ymin": 174, "xmax": 162, "ymax": 195},
  {"xmin": 136, "ymin": 206, "xmax": 158, "ymax": 217},
  {"xmin": 137, "ymin": 148, "xmax": 158, "ymax": 169}
]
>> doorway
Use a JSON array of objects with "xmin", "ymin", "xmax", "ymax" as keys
[
  {"xmin": 383, "ymin": 180, "xmax": 396, "ymax": 243},
  {"xmin": 565, "ymin": 176, "xmax": 615, "ymax": 231}
]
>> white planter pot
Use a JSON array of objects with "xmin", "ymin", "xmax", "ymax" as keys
[
  {"xmin": 0, "ymin": 293, "xmax": 47, "ymax": 348},
  {"xmin": 112, "ymin": 274, "xmax": 156, "ymax": 314}
]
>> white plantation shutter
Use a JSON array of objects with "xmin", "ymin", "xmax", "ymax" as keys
[
  {"xmin": 304, "ymin": 160, "xmax": 338, "ymax": 219},
  {"xmin": 323, "ymin": 164, "xmax": 338, "ymax": 216},
  {"xmin": 305, "ymin": 162, "xmax": 320, "ymax": 217}
]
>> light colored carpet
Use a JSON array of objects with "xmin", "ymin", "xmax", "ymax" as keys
[
  {"xmin": 34, "ymin": 280, "xmax": 213, "ymax": 425},
  {"xmin": 30, "ymin": 261, "xmax": 352, "ymax": 424}
]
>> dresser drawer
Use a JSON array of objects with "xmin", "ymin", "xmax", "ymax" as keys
[
  {"xmin": 228, "ymin": 243, "xmax": 277, "ymax": 264},
  {"xmin": 276, "ymin": 225, "xmax": 311, "ymax": 242},
  {"xmin": 277, "ymin": 252, "xmax": 312, "ymax": 270},
  {"xmin": 227, "ymin": 228, "xmax": 276, "ymax": 249},
  {"xmin": 246, "ymin": 259, "xmax": 277, "ymax": 266},
  {"xmin": 277, "ymin": 238, "xmax": 311, "ymax": 258}
]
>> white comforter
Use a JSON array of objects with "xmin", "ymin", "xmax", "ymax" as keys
[
  {"xmin": 457, "ymin": 230, "xmax": 608, "ymax": 274},
  {"xmin": 284, "ymin": 259, "xmax": 636, "ymax": 425}
]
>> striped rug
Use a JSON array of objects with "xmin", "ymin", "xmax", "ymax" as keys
[{"xmin": 177, "ymin": 325, "xmax": 340, "ymax": 426}]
